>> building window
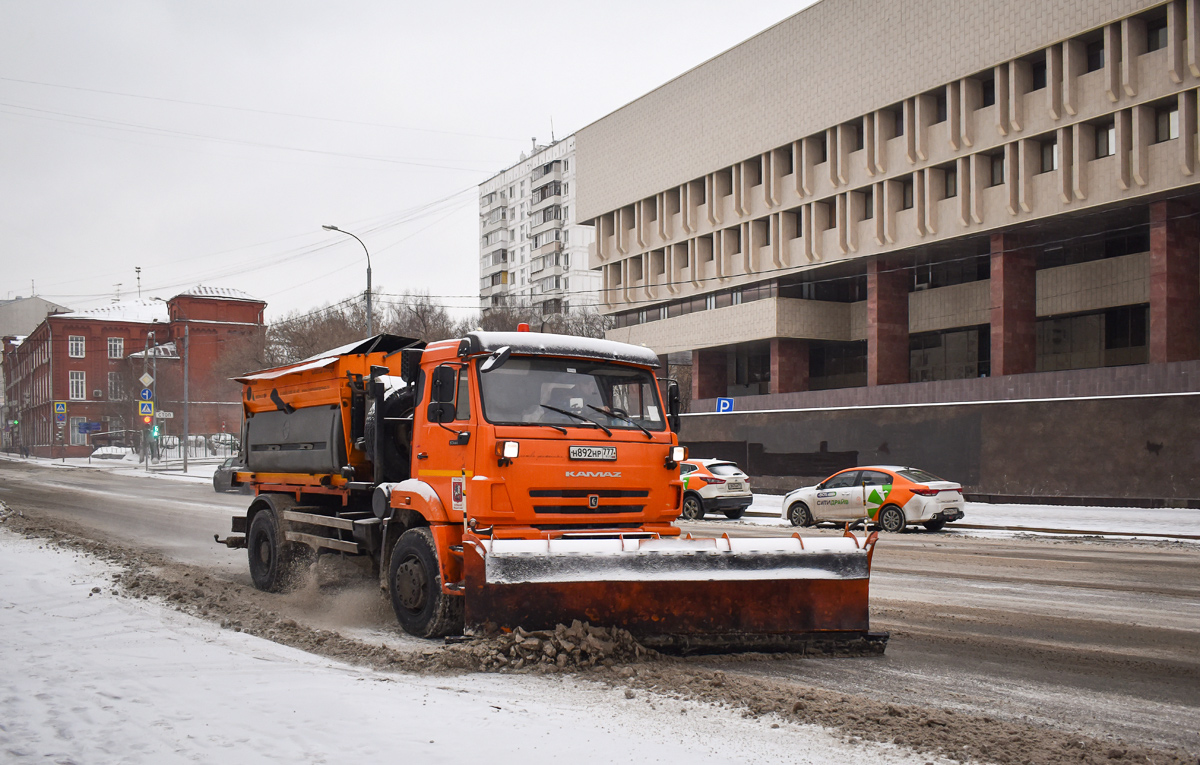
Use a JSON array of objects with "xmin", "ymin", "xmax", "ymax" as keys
[
  {"xmin": 981, "ymin": 77, "xmax": 996, "ymax": 107},
  {"xmin": 107, "ymin": 337, "xmax": 124, "ymax": 359},
  {"xmin": 943, "ymin": 166, "xmax": 958, "ymax": 198},
  {"xmin": 1156, "ymin": 104, "xmax": 1179, "ymax": 142},
  {"xmin": 1039, "ymin": 138, "xmax": 1059, "ymax": 173},
  {"xmin": 900, "ymin": 179, "xmax": 914, "ymax": 210},
  {"xmin": 70, "ymin": 416, "xmax": 87, "ymax": 446},
  {"xmin": 69, "ymin": 335, "xmax": 85, "ymax": 358},
  {"xmin": 1030, "ymin": 60, "xmax": 1047, "ymax": 91},
  {"xmin": 989, "ymin": 153, "xmax": 1005, "ymax": 187},
  {"xmin": 861, "ymin": 188, "xmax": 874, "ymax": 220},
  {"xmin": 1146, "ymin": 17, "xmax": 1168, "ymax": 52},
  {"xmin": 69, "ymin": 371, "xmax": 86, "ymax": 400},
  {"xmin": 1086, "ymin": 40, "xmax": 1105, "ymax": 72},
  {"xmin": 1094, "ymin": 120, "xmax": 1116, "ymax": 158},
  {"xmin": 705, "ymin": 295, "xmax": 717, "ymax": 310},
  {"xmin": 933, "ymin": 93, "xmax": 947, "ymax": 124},
  {"xmin": 890, "ymin": 105, "xmax": 904, "ymax": 137},
  {"xmin": 849, "ymin": 122, "xmax": 864, "ymax": 151},
  {"xmin": 109, "ymin": 371, "xmax": 122, "ymax": 400},
  {"xmin": 814, "ymin": 135, "xmax": 827, "ymax": 164}
]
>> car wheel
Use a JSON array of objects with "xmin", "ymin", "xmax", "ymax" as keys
[
  {"xmin": 923, "ymin": 519, "xmax": 946, "ymax": 532},
  {"xmin": 878, "ymin": 505, "xmax": 907, "ymax": 533},
  {"xmin": 788, "ymin": 502, "xmax": 812, "ymax": 527},
  {"xmin": 722, "ymin": 507, "xmax": 745, "ymax": 520},
  {"xmin": 388, "ymin": 527, "xmax": 463, "ymax": 639},
  {"xmin": 680, "ymin": 493, "xmax": 705, "ymax": 521}
]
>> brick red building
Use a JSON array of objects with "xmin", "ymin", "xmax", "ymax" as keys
[{"xmin": 2, "ymin": 287, "xmax": 265, "ymax": 457}]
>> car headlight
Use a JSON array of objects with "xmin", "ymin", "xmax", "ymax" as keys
[
  {"xmin": 497, "ymin": 441, "xmax": 519, "ymax": 459},
  {"xmin": 670, "ymin": 446, "xmax": 687, "ymax": 462}
]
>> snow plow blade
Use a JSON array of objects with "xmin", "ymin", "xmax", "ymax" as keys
[{"xmin": 462, "ymin": 531, "xmax": 887, "ymax": 655}]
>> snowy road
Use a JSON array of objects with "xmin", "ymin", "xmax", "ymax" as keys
[
  {"xmin": 1, "ymin": 457, "xmax": 1198, "ymax": 760},
  {"xmin": 0, "ymin": 531, "xmax": 929, "ymax": 765}
]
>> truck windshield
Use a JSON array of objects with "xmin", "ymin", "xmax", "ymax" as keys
[{"xmin": 478, "ymin": 357, "xmax": 665, "ymax": 432}]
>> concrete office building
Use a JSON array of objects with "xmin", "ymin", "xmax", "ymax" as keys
[
  {"xmin": 479, "ymin": 136, "xmax": 600, "ymax": 315},
  {"xmin": 576, "ymin": 0, "xmax": 1200, "ymax": 500}
]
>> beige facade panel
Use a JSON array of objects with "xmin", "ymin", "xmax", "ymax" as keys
[
  {"xmin": 607, "ymin": 253, "xmax": 1151, "ymax": 354},
  {"xmin": 1036, "ymin": 251, "xmax": 1150, "ymax": 315},
  {"xmin": 577, "ymin": 0, "xmax": 1159, "ymax": 221},
  {"xmin": 909, "ymin": 280, "xmax": 990, "ymax": 334}
]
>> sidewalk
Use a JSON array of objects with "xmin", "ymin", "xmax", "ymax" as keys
[{"xmin": 0, "ymin": 451, "xmax": 220, "ymax": 485}]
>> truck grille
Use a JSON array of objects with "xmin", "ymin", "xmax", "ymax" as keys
[{"xmin": 529, "ymin": 488, "xmax": 649, "ymax": 515}]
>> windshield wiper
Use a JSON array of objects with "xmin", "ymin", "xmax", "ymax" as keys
[
  {"xmin": 587, "ymin": 404, "xmax": 653, "ymax": 439},
  {"xmin": 540, "ymin": 404, "xmax": 612, "ymax": 436}
]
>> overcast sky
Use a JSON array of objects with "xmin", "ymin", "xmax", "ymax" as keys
[{"xmin": 1, "ymin": 1, "xmax": 813, "ymax": 321}]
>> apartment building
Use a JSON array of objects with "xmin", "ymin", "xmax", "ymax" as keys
[
  {"xmin": 578, "ymin": 0, "xmax": 1200, "ymax": 409},
  {"xmin": 478, "ymin": 136, "xmax": 600, "ymax": 315}
]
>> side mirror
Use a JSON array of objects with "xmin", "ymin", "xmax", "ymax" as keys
[
  {"xmin": 666, "ymin": 379, "xmax": 681, "ymax": 433},
  {"xmin": 399, "ymin": 348, "xmax": 423, "ymax": 385},
  {"xmin": 431, "ymin": 365, "xmax": 457, "ymax": 403},
  {"xmin": 426, "ymin": 401, "xmax": 455, "ymax": 424},
  {"xmin": 479, "ymin": 346, "xmax": 511, "ymax": 373}
]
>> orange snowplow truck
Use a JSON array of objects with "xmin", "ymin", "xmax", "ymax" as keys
[{"xmin": 217, "ymin": 329, "xmax": 885, "ymax": 652}]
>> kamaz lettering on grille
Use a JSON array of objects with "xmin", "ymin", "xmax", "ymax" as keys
[{"xmin": 566, "ymin": 471, "xmax": 622, "ymax": 478}]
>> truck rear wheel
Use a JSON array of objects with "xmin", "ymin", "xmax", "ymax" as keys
[
  {"xmin": 388, "ymin": 527, "xmax": 463, "ymax": 639},
  {"xmin": 247, "ymin": 509, "xmax": 310, "ymax": 592}
]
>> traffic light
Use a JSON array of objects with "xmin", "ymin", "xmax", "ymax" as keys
[
  {"xmin": 152, "ymin": 425, "xmax": 160, "ymax": 438},
  {"xmin": 142, "ymin": 415, "xmax": 152, "ymax": 425}
]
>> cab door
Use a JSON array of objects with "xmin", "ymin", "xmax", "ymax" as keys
[
  {"xmin": 412, "ymin": 364, "xmax": 477, "ymax": 521},
  {"xmin": 817, "ymin": 469, "xmax": 863, "ymax": 521}
]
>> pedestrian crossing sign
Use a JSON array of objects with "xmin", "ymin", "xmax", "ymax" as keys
[
  {"xmin": 138, "ymin": 401, "xmax": 154, "ymax": 416},
  {"xmin": 54, "ymin": 402, "xmax": 66, "ymax": 414}
]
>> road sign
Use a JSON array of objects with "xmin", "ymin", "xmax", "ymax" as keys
[
  {"xmin": 139, "ymin": 388, "xmax": 154, "ymax": 401},
  {"xmin": 155, "ymin": 411, "xmax": 174, "ymax": 419},
  {"xmin": 53, "ymin": 402, "xmax": 66, "ymax": 414},
  {"xmin": 56, "ymin": 413, "xmax": 66, "ymax": 423},
  {"xmin": 139, "ymin": 373, "xmax": 154, "ymax": 387},
  {"xmin": 138, "ymin": 401, "xmax": 154, "ymax": 416},
  {"xmin": 716, "ymin": 397, "xmax": 735, "ymax": 413}
]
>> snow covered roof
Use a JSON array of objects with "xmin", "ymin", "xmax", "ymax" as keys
[
  {"xmin": 175, "ymin": 285, "xmax": 263, "ymax": 303},
  {"xmin": 52, "ymin": 298, "xmax": 169, "ymax": 324},
  {"xmin": 458, "ymin": 331, "xmax": 661, "ymax": 368},
  {"xmin": 126, "ymin": 341, "xmax": 178, "ymax": 359}
]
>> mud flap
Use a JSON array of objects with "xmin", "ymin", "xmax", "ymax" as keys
[{"xmin": 462, "ymin": 533, "xmax": 886, "ymax": 654}]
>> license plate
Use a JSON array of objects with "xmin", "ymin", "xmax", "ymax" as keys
[
  {"xmin": 726, "ymin": 482, "xmax": 743, "ymax": 491},
  {"xmin": 569, "ymin": 445, "xmax": 617, "ymax": 461}
]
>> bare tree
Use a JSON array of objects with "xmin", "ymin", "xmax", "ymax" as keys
[{"xmin": 380, "ymin": 291, "xmax": 461, "ymax": 342}]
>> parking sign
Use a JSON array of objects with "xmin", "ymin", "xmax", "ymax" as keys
[{"xmin": 716, "ymin": 397, "xmax": 735, "ymax": 413}]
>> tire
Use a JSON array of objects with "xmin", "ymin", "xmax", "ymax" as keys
[
  {"xmin": 722, "ymin": 507, "xmax": 746, "ymax": 520},
  {"xmin": 788, "ymin": 502, "xmax": 813, "ymax": 527},
  {"xmin": 679, "ymin": 493, "xmax": 705, "ymax": 521},
  {"xmin": 923, "ymin": 519, "xmax": 946, "ymax": 532},
  {"xmin": 212, "ymin": 476, "xmax": 222, "ymax": 492},
  {"xmin": 388, "ymin": 527, "xmax": 463, "ymax": 639},
  {"xmin": 247, "ymin": 509, "xmax": 310, "ymax": 592},
  {"xmin": 878, "ymin": 504, "xmax": 907, "ymax": 533}
]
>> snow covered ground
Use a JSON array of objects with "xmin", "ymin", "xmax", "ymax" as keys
[
  {"xmin": 0, "ymin": 529, "xmax": 936, "ymax": 765},
  {"xmin": 738, "ymin": 494, "xmax": 1200, "ymax": 540},
  {"xmin": 0, "ymin": 451, "xmax": 220, "ymax": 485}
]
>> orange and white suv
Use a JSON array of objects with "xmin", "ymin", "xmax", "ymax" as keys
[{"xmin": 679, "ymin": 459, "xmax": 754, "ymax": 521}]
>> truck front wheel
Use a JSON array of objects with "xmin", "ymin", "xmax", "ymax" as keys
[
  {"xmin": 388, "ymin": 527, "xmax": 463, "ymax": 639},
  {"xmin": 247, "ymin": 509, "xmax": 310, "ymax": 592}
]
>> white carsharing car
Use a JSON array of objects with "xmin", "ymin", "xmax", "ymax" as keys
[{"xmin": 781, "ymin": 465, "xmax": 965, "ymax": 532}]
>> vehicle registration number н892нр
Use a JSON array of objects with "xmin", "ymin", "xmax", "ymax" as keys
[{"xmin": 569, "ymin": 445, "xmax": 617, "ymax": 461}]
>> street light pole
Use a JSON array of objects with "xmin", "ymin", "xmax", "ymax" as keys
[{"xmin": 322, "ymin": 225, "xmax": 373, "ymax": 337}]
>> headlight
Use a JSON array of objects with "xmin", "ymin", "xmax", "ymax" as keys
[
  {"xmin": 670, "ymin": 446, "xmax": 687, "ymax": 462},
  {"xmin": 499, "ymin": 441, "xmax": 519, "ymax": 459}
]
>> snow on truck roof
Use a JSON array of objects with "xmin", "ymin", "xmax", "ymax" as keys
[
  {"xmin": 234, "ymin": 334, "xmax": 425, "ymax": 382},
  {"xmin": 458, "ymin": 331, "xmax": 661, "ymax": 368}
]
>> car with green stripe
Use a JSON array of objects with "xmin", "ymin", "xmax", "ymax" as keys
[{"xmin": 782, "ymin": 465, "xmax": 964, "ymax": 532}]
